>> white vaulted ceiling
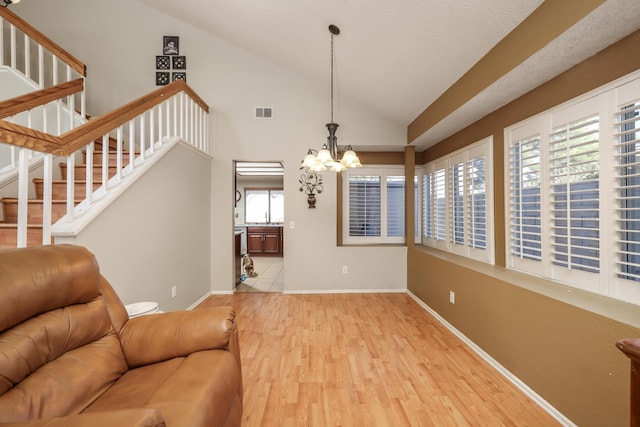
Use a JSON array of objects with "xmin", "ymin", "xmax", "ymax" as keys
[{"xmin": 137, "ymin": 0, "xmax": 640, "ymax": 149}]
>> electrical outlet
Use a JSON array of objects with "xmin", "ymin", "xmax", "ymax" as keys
[
  {"xmin": 449, "ymin": 291, "xmax": 455, "ymax": 304},
  {"xmin": 171, "ymin": 285, "xmax": 177, "ymax": 298},
  {"xmin": 342, "ymin": 265, "xmax": 348, "ymax": 274}
]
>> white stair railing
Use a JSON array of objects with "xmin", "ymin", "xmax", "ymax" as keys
[
  {"xmin": 0, "ymin": 8, "xmax": 210, "ymax": 248},
  {"xmin": 0, "ymin": 7, "xmax": 87, "ymax": 247},
  {"xmin": 59, "ymin": 89, "xmax": 209, "ymax": 226}
]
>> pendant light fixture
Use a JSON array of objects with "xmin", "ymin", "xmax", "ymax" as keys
[{"xmin": 301, "ymin": 24, "xmax": 361, "ymax": 172}]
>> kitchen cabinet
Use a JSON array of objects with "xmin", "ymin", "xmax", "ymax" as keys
[{"xmin": 247, "ymin": 226, "xmax": 283, "ymax": 256}]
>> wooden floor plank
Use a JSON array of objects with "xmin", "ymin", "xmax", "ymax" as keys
[{"xmin": 197, "ymin": 293, "xmax": 561, "ymax": 427}]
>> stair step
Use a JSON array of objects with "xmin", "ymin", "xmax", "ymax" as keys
[
  {"xmin": 0, "ymin": 224, "xmax": 47, "ymax": 249},
  {"xmin": 33, "ymin": 179, "xmax": 101, "ymax": 200},
  {"xmin": 1, "ymin": 198, "xmax": 77, "ymax": 223},
  {"xmin": 59, "ymin": 163, "xmax": 119, "ymax": 181}
]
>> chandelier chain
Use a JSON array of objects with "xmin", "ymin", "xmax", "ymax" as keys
[{"xmin": 330, "ymin": 31, "xmax": 335, "ymax": 123}]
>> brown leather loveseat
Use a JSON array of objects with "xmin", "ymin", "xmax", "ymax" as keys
[{"xmin": 0, "ymin": 244, "xmax": 242, "ymax": 426}]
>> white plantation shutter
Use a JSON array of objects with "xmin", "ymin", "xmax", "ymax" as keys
[
  {"xmin": 348, "ymin": 174, "xmax": 381, "ymax": 238},
  {"xmin": 434, "ymin": 168, "xmax": 447, "ymax": 243},
  {"xmin": 467, "ymin": 155, "xmax": 487, "ymax": 250},
  {"xmin": 386, "ymin": 175, "xmax": 405, "ymax": 237},
  {"xmin": 549, "ymin": 115, "xmax": 600, "ymax": 274},
  {"xmin": 508, "ymin": 133, "xmax": 542, "ymax": 263},
  {"xmin": 423, "ymin": 168, "xmax": 434, "ymax": 240},
  {"xmin": 614, "ymin": 99, "xmax": 640, "ymax": 283},
  {"xmin": 343, "ymin": 167, "xmax": 405, "ymax": 244},
  {"xmin": 450, "ymin": 160, "xmax": 465, "ymax": 247}
]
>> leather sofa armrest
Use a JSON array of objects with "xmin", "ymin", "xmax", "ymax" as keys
[
  {"xmin": 0, "ymin": 408, "xmax": 165, "ymax": 427},
  {"xmin": 119, "ymin": 306, "xmax": 237, "ymax": 368}
]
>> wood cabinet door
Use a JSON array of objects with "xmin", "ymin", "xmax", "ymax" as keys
[
  {"xmin": 263, "ymin": 233, "xmax": 280, "ymax": 254},
  {"xmin": 247, "ymin": 233, "xmax": 264, "ymax": 254}
]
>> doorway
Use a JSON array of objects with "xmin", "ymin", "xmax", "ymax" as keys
[{"xmin": 233, "ymin": 161, "xmax": 284, "ymax": 292}]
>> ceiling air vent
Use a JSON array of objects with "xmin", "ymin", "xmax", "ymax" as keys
[{"xmin": 254, "ymin": 107, "xmax": 273, "ymax": 119}]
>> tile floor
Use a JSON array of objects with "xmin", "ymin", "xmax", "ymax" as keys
[{"xmin": 236, "ymin": 256, "xmax": 283, "ymax": 292}]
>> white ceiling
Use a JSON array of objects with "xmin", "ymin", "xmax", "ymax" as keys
[{"xmin": 138, "ymin": 0, "xmax": 640, "ymax": 150}]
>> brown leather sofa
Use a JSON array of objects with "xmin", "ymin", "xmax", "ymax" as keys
[{"xmin": 0, "ymin": 244, "xmax": 242, "ymax": 426}]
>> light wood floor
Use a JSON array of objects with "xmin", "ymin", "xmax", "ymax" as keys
[{"xmin": 197, "ymin": 292, "xmax": 560, "ymax": 426}]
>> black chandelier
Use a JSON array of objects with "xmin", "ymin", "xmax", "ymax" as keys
[{"xmin": 301, "ymin": 24, "xmax": 361, "ymax": 172}]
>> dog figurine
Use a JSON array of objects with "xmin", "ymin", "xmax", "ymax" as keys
[{"xmin": 242, "ymin": 254, "xmax": 258, "ymax": 277}]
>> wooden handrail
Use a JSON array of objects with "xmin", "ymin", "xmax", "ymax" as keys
[
  {"xmin": 0, "ymin": 8, "xmax": 86, "ymax": 76},
  {"xmin": 0, "ymin": 80, "xmax": 209, "ymax": 156},
  {"xmin": 0, "ymin": 119, "xmax": 64, "ymax": 152},
  {"xmin": 58, "ymin": 80, "xmax": 208, "ymax": 156},
  {"xmin": 617, "ymin": 338, "xmax": 640, "ymax": 427},
  {"xmin": 0, "ymin": 78, "xmax": 84, "ymax": 120}
]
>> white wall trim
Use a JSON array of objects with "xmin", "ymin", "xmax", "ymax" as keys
[
  {"xmin": 406, "ymin": 290, "xmax": 575, "ymax": 427},
  {"xmin": 283, "ymin": 288, "xmax": 406, "ymax": 295}
]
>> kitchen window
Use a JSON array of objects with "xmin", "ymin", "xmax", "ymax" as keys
[{"xmin": 244, "ymin": 188, "xmax": 284, "ymax": 224}]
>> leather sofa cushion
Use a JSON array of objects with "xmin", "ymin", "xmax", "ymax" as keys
[
  {"xmin": 0, "ymin": 334, "xmax": 128, "ymax": 421},
  {"xmin": 84, "ymin": 350, "xmax": 241, "ymax": 426},
  {"xmin": 0, "ymin": 245, "xmax": 102, "ymax": 332}
]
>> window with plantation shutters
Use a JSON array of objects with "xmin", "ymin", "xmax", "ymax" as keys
[
  {"xmin": 504, "ymin": 72, "xmax": 640, "ymax": 304},
  {"xmin": 343, "ymin": 167, "xmax": 404, "ymax": 244},
  {"xmin": 549, "ymin": 115, "xmax": 600, "ymax": 274},
  {"xmin": 420, "ymin": 137, "xmax": 493, "ymax": 263},
  {"xmin": 615, "ymin": 100, "xmax": 640, "ymax": 284}
]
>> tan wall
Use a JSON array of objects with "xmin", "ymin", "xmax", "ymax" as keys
[{"xmin": 408, "ymin": 30, "xmax": 640, "ymax": 426}]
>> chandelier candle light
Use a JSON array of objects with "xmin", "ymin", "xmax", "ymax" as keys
[{"xmin": 301, "ymin": 24, "xmax": 361, "ymax": 173}]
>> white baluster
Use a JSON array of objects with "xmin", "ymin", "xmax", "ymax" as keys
[
  {"xmin": 102, "ymin": 134, "xmax": 109, "ymax": 191},
  {"xmin": 173, "ymin": 95, "xmax": 178, "ymax": 137},
  {"xmin": 158, "ymin": 102, "xmax": 164, "ymax": 145},
  {"xmin": 38, "ymin": 45, "xmax": 44, "ymax": 89},
  {"xmin": 80, "ymin": 77, "xmax": 86, "ymax": 120},
  {"xmin": 0, "ymin": 19, "xmax": 4, "ymax": 67},
  {"xmin": 65, "ymin": 153, "xmax": 75, "ymax": 221},
  {"xmin": 52, "ymin": 57, "xmax": 58, "ymax": 85},
  {"xmin": 42, "ymin": 153, "xmax": 53, "ymax": 245},
  {"xmin": 85, "ymin": 141, "xmax": 93, "ymax": 204},
  {"xmin": 150, "ymin": 106, "xmax": 155, "ymax": 153},
  {"xmin": 116, "ymin": 126, "xmax": 123, "ymax": 181},
  {"xmin": 24, "ymin": 33, "xmax": 30, "ymax": 80},
  {"xmin": 180, "ymin": 92, "xmax": 185, "ymax": 138},
  {"xmin": 16, "ymin": 148, "xmax": 29, "ymax": 248},
  {"xmin": 10, "ymin": 24, "xmax": 16, "ymax": 69},
  {"xmin": 129, "ymin": 120, "xmax": 135, "ymax": 171},
  {"xmin": 139, "ymin": 114, "xmax": 145, "ymax": 161}
]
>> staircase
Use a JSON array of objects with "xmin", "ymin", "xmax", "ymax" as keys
[
  {"xmin": 0, "ymin": 141, "xmax": 125, "ymax": 249},
  {"xmin": 0, "ymin": 7, "xmax": 209, "ymax": 250}
]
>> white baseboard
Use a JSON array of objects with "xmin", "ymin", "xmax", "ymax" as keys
[
  {"xmin": 406, "ymin": 290, "xmax": 575, "ymax": 427},
  {"xmin": 186, "ymin": 290, "xmax": 232, "ymax": 310},
  {"xmin": 283, "ymin": 288, "xmax": 406, "ymax": 295}
]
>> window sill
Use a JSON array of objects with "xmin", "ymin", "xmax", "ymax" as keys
[{"xmin": 411, "ymin": 245, "xmax": 640, "ymax": 329}]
